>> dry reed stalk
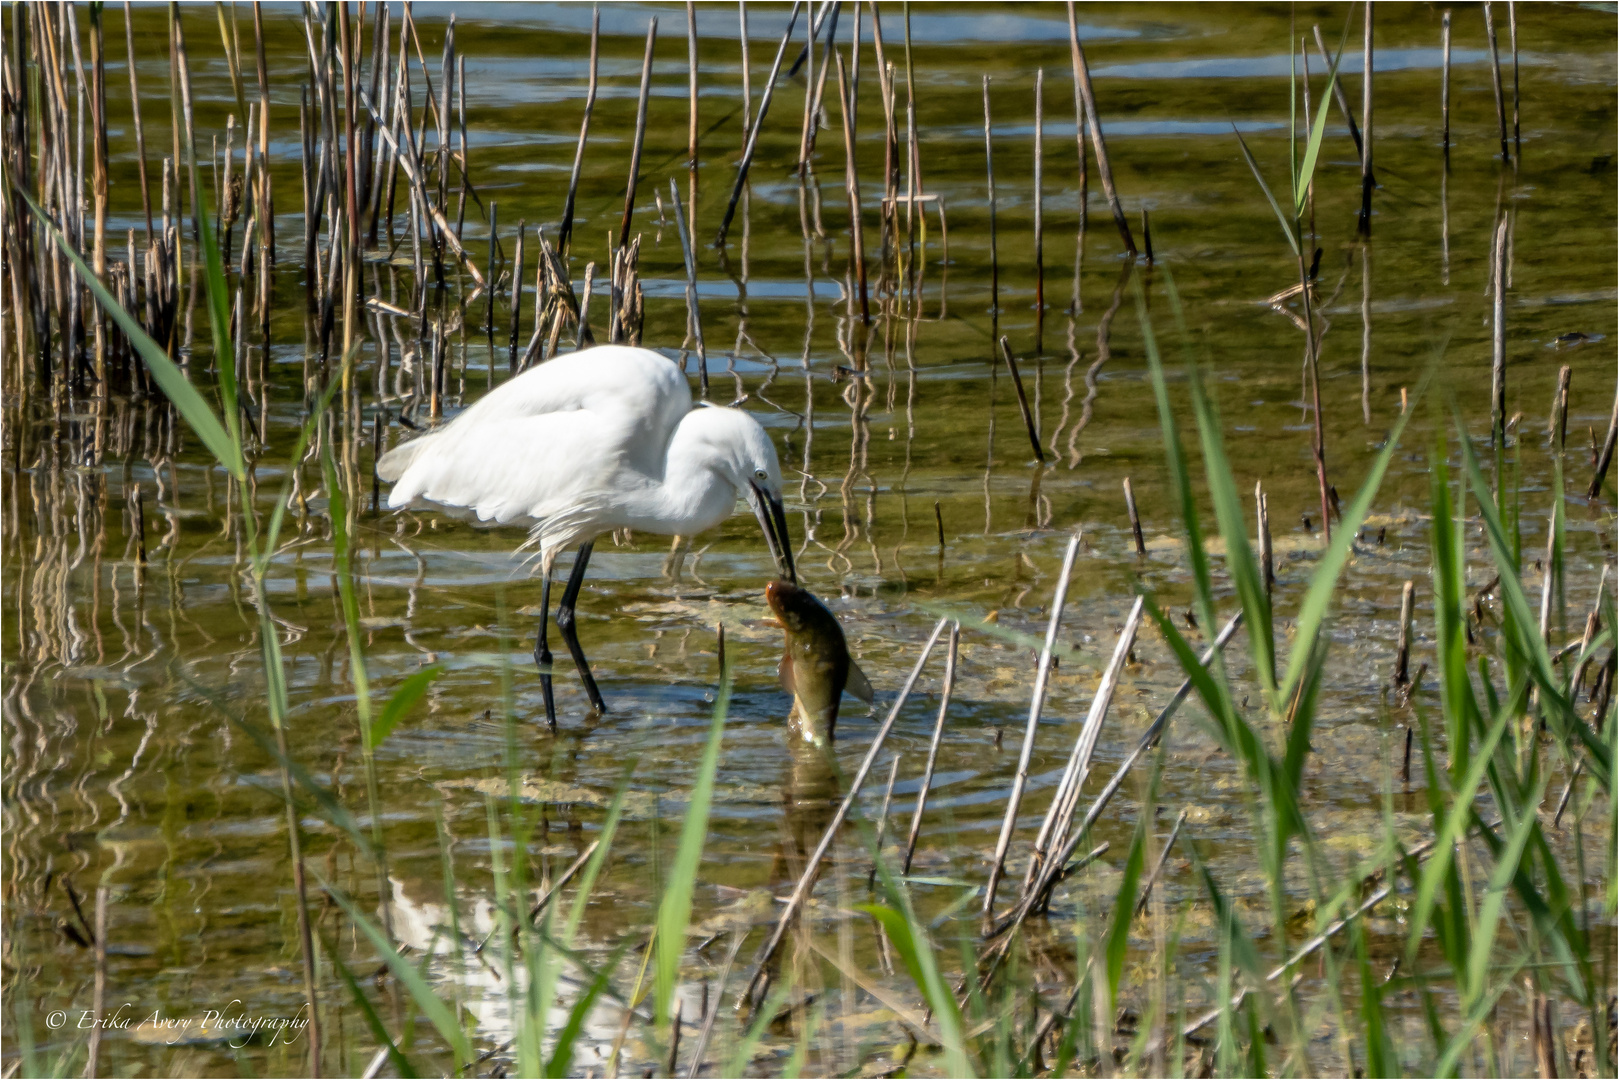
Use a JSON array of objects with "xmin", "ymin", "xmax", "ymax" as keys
[
  {"xmin": 1033, "ymin": 68, "xmax": 1044, "ymax": 312},
  {"xmin": 1484, "ymin": 2, "xmax": 1509, "ymax": 160},
  {"xmin": 1440, "ymin": 11, "xmax": 1451, "ymax": 159},
  {"xmin": 715, "ymin": 2, "xmax": 802, "ymax": 247},
  {"xmin": 1256, "ymin": 481, "xmax": 1273, "ymax": 601},
  {"xmin": 834, "ymin": 52, "xmax": 869, "ymax": 323},
  {"xmin": 1358, "ymin": 1, "xmax": 1373, "ymax": 235},
  {"xmin": 576, "ymin": 260, "xmax": 596, "ymax": 350},
  {"xmin": 867, "ymin": 754, "xmax": 902, "ymax": 887},
  {"xmin": 1123, "ymin": 476, "xmax": 1145, "ymax": 556},
  {"xmin": 1550, "ymin": 364, "xmax": 1571, "ymax": 449},
  {"xmin": 1508, "ymin": 2, "xmax": 1520, "ymax": 156},
  {"xmin": 618, "ymin": 18, "xmax": 657, "ymax": 251},
  {"xmin": 740, "ymin": 618, "xmax": 949, "ymax": 1008},
  {"xmin": 981, "ymin": 534, "xmax": 1080, "ymax": 919},
  {"xmin": 1490, "ymin": 214, "xmax": 1508, "ymax": 447},
  {"xmin": 1066, "ymin": 1, "xmax": 1133, "ymax": 255},
  {"xmin": 359, "ymin": 88, "xmax": 484, "ymax": 286},
  {"xmin": 982, "ymin": 76, "xmax": 997, "ymax": 312},
  {"xmin": 669, "ymin": 179, "xmax": 707, "ymax": 396},
  {"xmin": 1134, "ymin": 807, "xmax": 1188, "ymax": 916},
  {"xmin": 687, "ymin": 0, "xmax": 700, "ymax": 166},
  {"xmin": 1590, "ymin": 398, "xmax": 1617, "ymax": 500},
  {"xmin": 508, "ymin": 220, "xmax": 525, "ymax": 370},
  {"xmin": 557, "ymin": 6, "xmax": 599, "ymax": 254},
  {"xmin": 738, "ymin": 1, "xmax": 751, "ymax": 135},
  {"xmin": 123, "ymin": 0, "xmax": 153, "ymax": 240},
  {"xmin": 1394, "ymin": 580, "xmax": 1415, "ymax": 685},
  {"xmin": 998, "ymin": 337, "xmax": 1045, "ymax": 463},
  {"xmin": 1021, "ymin": 597, "xmax": 1145, "ymax": 902},
  {"xmin": 901, "ymin": 621, "xmax": 958, "ymax": 875}
]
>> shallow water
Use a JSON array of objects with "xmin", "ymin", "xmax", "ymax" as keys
[{"xmin": 5, "ymin": 2, "xmax": 1616, "ymax": 1076}]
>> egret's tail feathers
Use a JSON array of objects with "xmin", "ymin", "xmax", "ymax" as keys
[{"xmin": 376, "ymin": 436, "xmax": 434, "ymax": 484}]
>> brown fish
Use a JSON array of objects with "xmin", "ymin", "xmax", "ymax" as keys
[{"xmin": 765, "ymin": 580, "xmax": 874, "ymax": 744}]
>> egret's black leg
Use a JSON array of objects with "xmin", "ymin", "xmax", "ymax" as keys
[
  {"xmin": 533, "ymin": 572, "xmax": 557, "ymax": 731},
  {"xmin": 555, "ymin": 541, "xmax": 607, "ymax": 713}
]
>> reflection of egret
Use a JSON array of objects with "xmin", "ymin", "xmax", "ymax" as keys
[{"xmin": 379, "ymin": 346, "xmax": 796, "ymax": 726}]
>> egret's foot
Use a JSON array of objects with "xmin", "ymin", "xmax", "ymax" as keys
[{"xmin": 534, "ymin": 644, "xmax": 558, "ymax": 731}]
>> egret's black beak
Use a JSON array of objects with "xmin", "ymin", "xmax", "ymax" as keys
[{"xmin": 748, "ymin": 480, "xmax": 796, "ymax": 584}]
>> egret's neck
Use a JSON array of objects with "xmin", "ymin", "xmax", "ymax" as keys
[{"xmin": 639, "ymin": 412, "xmax": 739, "ymax": 536}]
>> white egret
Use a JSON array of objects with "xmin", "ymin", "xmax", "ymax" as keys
[{"xmin": 378, "ymin": 345, "xmax": 795, "ymax": 726}]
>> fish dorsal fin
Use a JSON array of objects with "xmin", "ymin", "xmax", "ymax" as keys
[{"xmin": 844, "ymin": 660, "xmax": 874, "ymax": 704}]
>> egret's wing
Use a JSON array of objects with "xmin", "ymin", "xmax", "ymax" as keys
[
  {"xmin": 386, "ymin": 408, "xmax": 647, "ymax": 530},
  {"xmin": 380, "ymin": 345, "xmax": 690, "ymax": 477}
]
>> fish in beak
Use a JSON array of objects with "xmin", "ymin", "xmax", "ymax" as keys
[
  {"xmin": 765, "ymin": 580, "xmax": 874, "ymax": 744},
  {"xmin": 748, "ymin": 479, "xmax": 796, "ymax": 584}
]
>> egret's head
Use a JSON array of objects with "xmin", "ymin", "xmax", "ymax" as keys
[{"xmin": 690, "ymin": 405, "xmax": 795, "ymax": 583}]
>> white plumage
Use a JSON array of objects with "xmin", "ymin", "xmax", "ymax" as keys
[
  {"xmin": 378, "ymin": 345, "xmax": 791, "ymax": 577},
  {"xmin": 376, "ymin": 344, "xmax": 795, "ymax": 722}
]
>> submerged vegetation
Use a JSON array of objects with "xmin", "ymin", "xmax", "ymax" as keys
[{"xmin": 2, "ymin": 2, "xmax": 1615, "ymax": 1078}]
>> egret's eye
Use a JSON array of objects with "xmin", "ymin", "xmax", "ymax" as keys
[{"xmin": 754, "ymin": 468, "xmax": 768, "ymax": 480}]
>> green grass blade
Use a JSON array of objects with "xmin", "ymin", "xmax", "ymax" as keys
[
  {"xmin": 330, "ymin": 943, "xmax": 419, "ymax": 1078},
  {"xmin": 1280, "ymin": 376, "xmax": 1424, "ymax": 708},
  {"xmin": 653, "ymin": 669, "xmax": 731, "ymax": 1035},
  {"xmin": 724, "ymin": 982, "xmax": 794, "ymax": 1078},
  {"xmin": 1464, "ymin": 776, "xmax": 1547, "ymax": 999},
  {"xmin": 368, "ymin": 666, "xmax": 445, "ymax": 751},
  {"xmin": 1232, "ymin": 127, "xmax": 1301, "ymax": 259},
  {"xmin": 1183, "ymin": 355, "xmax": 1277, "ymax": 700},
  {"xmin": 1295, "ymin": 38, "xmax": 1347, "ymax": 217},
  {"xmin": 318, "ymin": 872, "xmax": 473, "ymax": 1066},
  {"xmin": 545, "ymin": 960, "xmax": 615, "ymax": 1078},
  {"xmin": 1405, "ymin": 701, "xmax": 1513, "ymax": 966},
  {"xmin": 1455, "ymin": 415, "xmax": 1613, "ymax": 782},
  {"xmin": 858, "ymin": 903, "xmax": 974, "ymax": 1077},
  {"xmin": 20, "ymin": 188, "xmax": 243, "ymax": 478},
  {"xmin": 1105, "ymin": 799, "xmax": 1150, "ymax": 1016}
]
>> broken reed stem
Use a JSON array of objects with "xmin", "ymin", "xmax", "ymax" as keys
[
  {"xmin": 716, "ymin": 2, "xmax": 802, "ymax": 247},
  {"xmin": 1394, "ymin": 580, "xmax": 1415, "ymax": 685},
  {"xmin": 1022, "ymin": 597, "xmax": 1145, "ymax": 902},
  {"xmin": 1550, "ymin": 364, "xmax": 1571, "ymax": 450},
  {"xmin": 1508, "ymin": 1, "xmax": 1519, "ymax": 156},
  {"xmin": 998, "ymin": 336, "xmax": 1046, "ymax": 464},
  {"xmin": 1134, "ymin": 807, "xmax": 1188, "ymax": 916},
  {"xmin": 902, "ymin": 621, "xmax": 960, "ymax": 875},
  {"xmin": 868, "ymin": 754, "xmax": 903, "ymax": 888},
  {"xmin": 1256, "ymin": 481, "xmax": 1274, "ymax": 602},
  {"xmin": 1312, "ymin": 24, "xmax": 1364, "ymax": 159},
  {"xmin": 1484, "ymin": 2, "xmax": 1510, "ymax": 161},
  {"xmin": 982, "ymin": 75, "xmax": 997, "ymax": 313},
  {"xmin": 1358, "ymin": 1, "xmax": 1373, "ymax": 235},
  {"xmin": 87, "ymin": 885, "xmax": 108, "ymax": 1079},
  {"xmin": 1123, "ymin": 476, "xmax": 1145, "ymax": 557},
  {"xmin": 1590, "ymin": 397, "xmax": 1618, "ymax": 501},
  {"xmin": 740, "ymin": 618, "xmax": 949, "ymax": 1009},
  {"xmin": 1490, "ymin": 214, "xmax": 1508, "ymax": 447},
  {"xmin": 619, "ymin": 18, "xmax": 657, "ymax": 251},
  {"xmin": 1032, "ymin": 68, "xmax": 1043, "ymax": 313},
  {"xmin": 738, "ymin": 1, "xmax": 751, "ymax": 136},
  {"xmin": 834, "ymin": 51, "xmax": 870, "ymax": 324},
  {"xmin": 668, "ymin": 178, "xmax": 707, "ymax": 398},
  {"xmin": 687, "ymin": 0, "xmax": 699, "ymax": 167},
  {"xmin": 124, "ymin": 0, "xmax": 153, "ymax": 240},
  {"xmin": 1440, "ymin": 11, "xmax": 1451, "ymax": 159},
  {"xmin": 558, "ymin": 6, "xmax": 599, "ymax": 254},
  {"xmin": 982, "ymin": 534, "xmax": 1080, "ymax": 919},
  {"xmin": 508, "ymin": 221, "xmax": 525, "ymax": 369},
  {"xmin": 1066, "ymin": 1, "xmax": 1134, "ymax": 255}
]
